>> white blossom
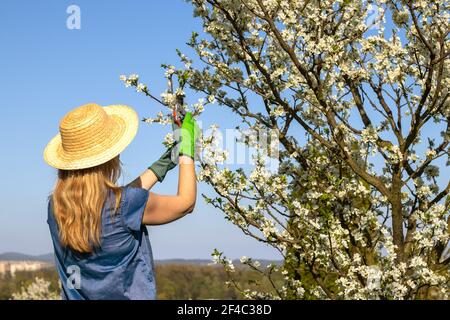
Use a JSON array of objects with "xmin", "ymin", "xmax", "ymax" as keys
[{"xmin": 12, "ymin": 277, "xmax": 60, "ymax": 300}]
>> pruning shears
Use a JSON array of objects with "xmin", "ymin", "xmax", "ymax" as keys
[{"xmin": 172, "ymin": 94, "xmax": 186, "ymax": 128}]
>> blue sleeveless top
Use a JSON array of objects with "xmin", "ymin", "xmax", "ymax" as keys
[{"xmin": 47, "ymin": 186, "xmax": 156, "ymax": 300}]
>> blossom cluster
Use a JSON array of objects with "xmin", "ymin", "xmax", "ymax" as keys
[{"xmin": 11, "ymin": 277, "xmax": 60, "ymax": 300}]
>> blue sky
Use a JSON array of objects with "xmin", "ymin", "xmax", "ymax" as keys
[{"xmin": 0, "ymin": 0, "xmax": 280, "ymax": 259}]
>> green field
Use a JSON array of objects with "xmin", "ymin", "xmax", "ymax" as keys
[{"xmin": 0, "ymin": 264, "xmax": 282, "ymax": 300}]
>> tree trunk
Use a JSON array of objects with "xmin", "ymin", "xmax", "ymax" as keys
[{"xmin": 391, "ymin": 168, "xmax": 405, "ymax": 262}]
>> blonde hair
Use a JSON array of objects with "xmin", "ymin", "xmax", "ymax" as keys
[{"xmin": 51, "ymin": 156, "xmax": 122, "ymax": 253}]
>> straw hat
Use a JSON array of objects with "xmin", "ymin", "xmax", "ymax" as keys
[{"xmin": 44, "ymin": 103, "xmax": 139, "ymax": 170}]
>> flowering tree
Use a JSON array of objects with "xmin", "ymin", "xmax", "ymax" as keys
[
  {"xmin": 11, "ymin": 277, "xmax": 60, "ymax": 300},
  {"xmin": 122, "ymin": 0, "xmax": 449, "ymax": 299}
]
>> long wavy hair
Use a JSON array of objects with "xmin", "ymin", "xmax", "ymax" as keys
[{"xmin": 51, "ymin": 156, "xmax": 122, "ymax": 253}]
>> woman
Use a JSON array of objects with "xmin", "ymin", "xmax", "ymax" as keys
[{"xmin": 43, "ymin": 103, "xmax": 198, "ymax": 300}]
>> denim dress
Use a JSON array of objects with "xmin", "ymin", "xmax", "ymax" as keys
[{"xmin": 47, "ymin": 186, "xmax": 156, "ymax": 300}]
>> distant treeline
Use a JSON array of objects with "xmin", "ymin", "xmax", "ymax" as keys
[{"xmin": 0, "ymin": 264, "xmax": 282, "ymax": 300}]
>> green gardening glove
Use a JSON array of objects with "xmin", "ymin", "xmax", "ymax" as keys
[
  {"xmin": 148, "ymin": 122, "xmax": 179, "ymax": 182},
  {"xmin": 148, "ymin": 147, "xmax": 177, "ymax": 182},
  {"xmin": 178, "ymin": 112, "xmax": 200, "ymax": 159}
]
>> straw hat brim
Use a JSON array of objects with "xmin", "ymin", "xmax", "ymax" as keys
[{"xmin": 44, "ymin": 105, "xmax": 139, "ymax": 170}]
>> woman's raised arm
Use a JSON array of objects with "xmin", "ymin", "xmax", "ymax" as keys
[{"xmin": 142, "ymin": 155, "xmax": 196, "ymax": 225}]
